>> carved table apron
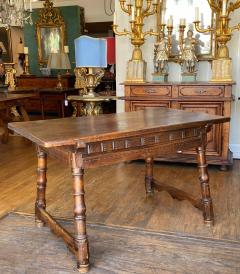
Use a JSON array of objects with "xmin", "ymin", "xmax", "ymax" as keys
[{"xmin": 8, "ymin": 108, "xmax": 229, "ymax": 273}]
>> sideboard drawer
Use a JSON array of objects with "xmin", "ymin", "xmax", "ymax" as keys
[
  {"xmin": 130, "ymin": 86, "xmax": 172, "ymax": 97},
  {"xmin": 178, "ymin": 86, "xmax": 224, "ymax": 97}
]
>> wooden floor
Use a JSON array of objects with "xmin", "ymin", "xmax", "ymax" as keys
[
  {"xmin": 0, "ymin": 136, "xmax": 239, "ymax": 242},
  {"xmin": 1, "ymin": 213, "xmax": 239, "ymax": 274}
]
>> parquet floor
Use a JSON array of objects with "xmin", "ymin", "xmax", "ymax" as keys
[{"xmin": 0, "ymin": 136, "xmax": 239, "ymax": 242}]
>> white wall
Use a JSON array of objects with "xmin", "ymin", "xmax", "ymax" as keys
[
  {"xmin": 32, "ymin": 0, "xmax": 114, "ymax": 22},
  {"xmin": 115, "ymin": 3, "xmax": 240, "ymax": 159}
]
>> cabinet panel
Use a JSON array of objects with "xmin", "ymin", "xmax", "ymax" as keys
[
  {"xmin": 130, "ymin": 101, "xmax": 171, "ymax": 111},
  {"xmin": 178, "ymin": 86, "xmax": 224, "ymax": 97},
  {"xmin": 178, "ymin": 102, "xmax": 223, "ymax": 156},
  {"xmin": 130, "ymin": 86, "xmax": 172, "ymax": 97}
]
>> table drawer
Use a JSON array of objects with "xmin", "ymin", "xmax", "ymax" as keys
[
  {"xmin": 178, "ymin": 86, "xmax": 224, "ymax": 97},
  {"xmin": 130, "ymin": 86, "xmax": 171, "ymax": 97}
]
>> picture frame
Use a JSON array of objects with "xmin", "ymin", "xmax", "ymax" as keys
[
  {"xmin": 36, "ymin": 25, "xmax": 65, "ymax": 64},
  {"xmin": 0, "ymin": 27, "xmax": 13, "ymax": 63},
  {"xmin": 35, "ymin": 0, "xmax": 65, "ymax": 65}
]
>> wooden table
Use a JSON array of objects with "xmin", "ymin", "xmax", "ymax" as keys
[
  {"xmin": 8, "ymin": 108, "xmax": 229, "ymax": 272},
  {"xmin": 12, "ymin": 87, "xmax": 79, "ymax": 119},
  {"xmin": 0, "ymin": 93, "xmax": 34, "ymax": 143}
]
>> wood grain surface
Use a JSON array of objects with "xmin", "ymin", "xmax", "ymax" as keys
[{"xmin": 8, "ymin": 108, "xmax": 229, "ymax": 147}]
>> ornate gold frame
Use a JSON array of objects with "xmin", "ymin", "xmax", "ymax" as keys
[
  {"xmin": 158, "ymin": 1, "xmax": 217, "ymax": 61},
  {"xmin": 36, "ymin": 0, "xmax": 65, "ymax": 65}
]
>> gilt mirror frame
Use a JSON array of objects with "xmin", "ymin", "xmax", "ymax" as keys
[
  {"xmin": 36, "ymin": 0, "xmax": 65, "ymax": 65},
  {"xmin": 158, "ymin": 0, "xmax": 217, "ymax": 61}
]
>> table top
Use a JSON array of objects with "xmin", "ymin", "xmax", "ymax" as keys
[
  {"xmin": 67, "ymin": 95, "xmax": 117, "ymax": 102},
  {"xmin": 8, "ymin": 108, "xmax": 229, "ymax": 148},
  {"xmin": 0, "ymin": 93, "xmax": 36, "ymax": 102}
]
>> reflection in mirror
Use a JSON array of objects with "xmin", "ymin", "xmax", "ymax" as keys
[{"xmin": 161, "ymin": 0, "xmax": 215, "ymax": 59}]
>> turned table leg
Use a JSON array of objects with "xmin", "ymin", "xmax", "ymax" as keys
[
  {"xmin": 35, "ymin": 147, "xmax": 47, "ymax": 227},
  {"xmin": 196, "ymin": 146, "xmax": 214, "ymax": 225},
  {"xmin": 71, "ymin": 155, "xmax": 89, "ymax": 273},
  {"xmin": 145, "ymin": 157, "xmax": 154, "ymax": 194}
]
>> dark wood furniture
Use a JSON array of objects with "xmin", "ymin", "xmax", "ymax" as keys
[
  {"xmin": 12, "ymin": 87, "xmax": 79, "ymax": 119},
  {"xmin": 0, "ymin": 93, "xmax": 34, "ymax": 143},
  {"xmin": 123, "ymin": 82, "xmax": 233, "ymax": 170},
  {"xmin": 9, "ymin": 108, "xmax": 229, "ymax": 272},
  {"xmin": 16, "ymin": 75, "xmax": 75, "ymax": 89}
]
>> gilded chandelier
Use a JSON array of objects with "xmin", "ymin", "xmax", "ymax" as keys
[
  {"xmin": 0, "ymin": 0, "xmax": 33, "ymax": 27},
  {"xmin": 113, "ymin": 0, "xmax": 160, "ymax": 82}
]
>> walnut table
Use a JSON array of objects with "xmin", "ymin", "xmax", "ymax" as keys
[
  {"xmin": 8, "ymin": 108, "xmax": 229, "ymax": 272},
  {"xmin": 0, "ymin": 93, "xmax": 34, "ymax": 143}
]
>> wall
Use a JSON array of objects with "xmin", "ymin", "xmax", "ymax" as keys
[
  {"xmin": 115, "ymin": 2, "xmax": 240, "ymax": 159},
  {"xmin": 24, "ymin": 6, "xmax": 83, "ymax": 75},
  {"xmin": 32, "ymin": 0, "xmax": 114, "ymax": 22}
]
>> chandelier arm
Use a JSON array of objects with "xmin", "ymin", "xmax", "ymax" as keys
[
  {"xmin": 143, "ymin": 29, "xmax": 159, "ymax": 37},
  {"xmin": 119, "ymin": 0, "xmax": 131, "ymax": 15},
  {"xmin": 207, "ymin": 0, "xmax": 221, "ymax": 13},
  {"xmin": 143, "ymin": 4, "xmax": 158, "ymax": 17},
  {"xmin": 113, "ymin": 25, "xmax": 131, "ymax": 36},
  {"xmin": 193, "ymin": 21, "xmax": 215, "ymax": 34},
  {"xmin": 142, "ymin": 0, "xmax": 152, "ymax": 16},
  {"xmin": 230, "ymin": 23, "xmax": 240, "ymax": 32},
  {"xmin": 228, "ymin": 0, "xmax": 240, "ymax": 14}
]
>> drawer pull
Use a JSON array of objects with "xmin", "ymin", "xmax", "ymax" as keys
[
  {"xmin": 197, "ymin": 90, "xmax": 207, "ymax": 94},
  {"xmin": 145, "ymin": 89, "xmax": 157, "ymax": 94}
]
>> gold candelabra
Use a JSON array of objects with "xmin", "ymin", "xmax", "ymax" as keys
[
  {"xmin": 113, "ymin": 0, "xmax": 160, "ymax": 82},
  {"xmin": 194, "ymin": 0, "xmax": 240, "ymax": 82}
]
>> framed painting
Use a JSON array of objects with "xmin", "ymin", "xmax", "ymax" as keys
[
  {"xmin": 0, "ymin": 27, "xmax": 12, "ymax": 63},
  {"xmin": 35, "ymin": 0, "xmax": 65, "ymax": 65},
  {"xmin": 37, "ymin": 25, "xmax": 65, "ymax": 64}
]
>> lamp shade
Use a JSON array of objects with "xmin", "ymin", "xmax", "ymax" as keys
[
  {"xmin": 106, "ymin": 37, "xmax": 115, "ymax": 65},
  {"xmin": 0, "ymin": 42, "xmax": 7, "ymax": 53},
  {"xmin": 75, "ymin": 35, "xmax": 107, "ymax": 68},
  {"xmin": 47, "ymin": 53, "xmax": 71, "ymax": 70}
]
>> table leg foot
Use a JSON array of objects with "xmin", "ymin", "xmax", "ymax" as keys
[
  {"xmin": 77, "ymin": 265, "xmax": 90, "ymax": 273},
  {"xmin": 35, "ymin": 147, "xmax": 47, "ymax": 227},
  {"xmin": 145, "ymin": 157, "xmax": 154, "ymax": 194},
  {"xmin": 197, "ymin": 145, "xmax": 214, "ymax": 225}
]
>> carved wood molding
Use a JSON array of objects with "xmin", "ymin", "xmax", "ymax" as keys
[{"xmin": 36, "ymin": 0, "xmax": 65, "ymax": 26}]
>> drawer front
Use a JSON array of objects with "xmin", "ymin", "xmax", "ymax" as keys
[
  {"xmin": 178, "ymin": 86, "xmax": 224, "ymax": 97},
  {"xmin": 130, "ymin": 101, "xmax": 171, "ymax": 111},
  {"xmin": 130, "ymin": 86, "xmax": 172, "ymax": 97}
]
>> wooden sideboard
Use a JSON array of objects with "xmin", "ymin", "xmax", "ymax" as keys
[
  {"xmin": 14, "ymin": 75, "xmax": 77, "ymax": 118},
  {"xmin": 16, "ymin": 75, "xmax": 75, "ymax": 89},
  {"xmin": 123, "ymin": 82, "xmax": 233, "ymax": 169}
]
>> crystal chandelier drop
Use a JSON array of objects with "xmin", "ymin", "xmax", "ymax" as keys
[{"xmin": 0, "ymin": 0, "xmax": 33, "ymax": 28}]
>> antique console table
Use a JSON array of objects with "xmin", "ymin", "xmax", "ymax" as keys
[
  {"xmin": 9, "ymin": 108, "xmax": 229, "ymax": 272},
  {"xmin": 0, "ymin": 93, "xmax": 35, "ymax": 143},
  {"xmin": 123, "ymin": 82, "xmax": 233, "ymax": 170}
]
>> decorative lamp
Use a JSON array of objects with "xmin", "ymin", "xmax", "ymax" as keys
[
  {"xmin": 74, "ymin": 35, "xmax": 107, "ymax": 97},
  {"xmin": 47, "ymin": 52, "xmax": 71, "ymax": 89},
  {"xmin": 64, "ymin": 45, "xmax": 71, "ymax": 75}
]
